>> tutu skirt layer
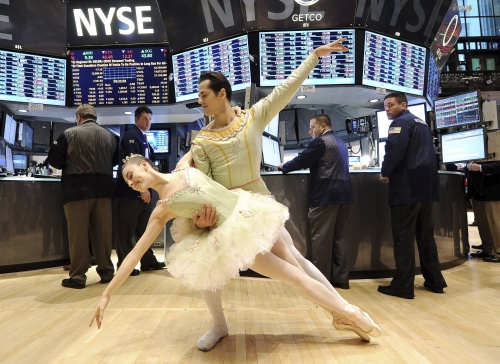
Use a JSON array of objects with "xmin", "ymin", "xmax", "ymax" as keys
[{"xmin": 168, "ymin": 190, "xmax": 289, "ymax": 291}]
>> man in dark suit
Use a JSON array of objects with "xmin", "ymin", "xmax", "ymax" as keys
[
  {"xmin": 279, "ymin": 114, "xmax": 353, "ymax": 289},
  {"xmin": 378, "ymin": 92, "xmax": 447, "ymax": 298},
  {"xmin": 114, "ymin": 106, "xmax": 165, "ymax": 275}
]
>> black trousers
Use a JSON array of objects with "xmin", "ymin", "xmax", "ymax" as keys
[
  {"xmin": 390, "ymin": 202, "xmax": 447, "ymax": 293},
  {"xmin": 308, "ymin": 203, "xmax": 350, "ymax": 285},
  {"xmin": 115, "ymin": 197, "xmax": 160, "ymax": 268}
]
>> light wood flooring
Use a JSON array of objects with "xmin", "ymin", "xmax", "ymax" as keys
[{"xmin": 0, "ymin": 214, "xmax": 499, "ymax": 364}]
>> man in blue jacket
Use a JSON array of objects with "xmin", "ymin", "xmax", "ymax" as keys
[
  {"xmin": 114, "ymin": 106, "xmax": 165, "ymax": 275},
  {"xmin": 279, "ymin": 114, "xmax": 353, "ymax": 289},
  {"xmin": 378, "ymin": 92, "xmax": 447, "ymax": 298}
]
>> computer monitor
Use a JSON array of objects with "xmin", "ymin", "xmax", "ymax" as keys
[
  {"xmin": 264, "ymin": 114, "xmax": 280, "ymax": 139},
  {"xmin": 146, "ymin": 130, "xmax": 170, "ymax": 154},
  {"xmin": 434, "ymin": 90, "xmax": 482, "ymax": 129},
  {"xmin": 0, "ymin": 138, "xmax": 6, "ymax": 170},
  {"xmin": 19, "ymin": 122, "xmax": 34, "ymax": 150},
  {"xmin": 172, "ymin": 35, "xmax": 251, "ymax": 102},
  {"xmin": 363, "ymin": 31, "xmax": 426, "ymax": 96},
  {"xmin": 13, "ymin": 154, "xmax": 28, "ymax": 170},
  {"xmin": 259, "ymin": 29, "xmax": 355, "ymax": 87},
  {"xmin": 376, "ymin": 103, "xmax": 427, "ymax": 139},
  {"xmin": 5, "ymin": 145, "xmax": 14, "ymax": 173},
  {"xmin": 348, "ymin": 155, "xmax": 360, "ymax": 167},
  {"xmin": 261, "ymin": 136, "xmax": 281, "ymax": 167},
  {"xmin": 2, "ymin": 113, "xmax": 17, "ymax": 145},
  {"xmin": 441, "ymin": 128, "xmax": 487, "ymax": 163},
  {"xmin": 0, "ymin": 49, "xmax": 66, "ymax": 106},
  {"xmin": 70, "ymin": 46, "xmax": 169, "ymax": 105}
]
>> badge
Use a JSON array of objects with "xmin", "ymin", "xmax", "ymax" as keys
[{"xmin": 388, "ymin": 127, "xmax": 401, "ymax": 134}]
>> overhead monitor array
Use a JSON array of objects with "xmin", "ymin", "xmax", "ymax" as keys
[
  {"xmin": 0, "ymin": 49, "xmax": 66, "ymax": 106},
  {"xmin": 172, "ymin": 35, "xmax": 251, "ymax": 102},
  {"xmin": 259, "ymin": 29, "xmax": 355, "ymax": 87},
  {"xmin": 363, "ymin": 31, "xmax": 426, "ymax": 96},
  {"xmin": 70, "ymin": 47, "xmax": 169, "ymax": 106}
]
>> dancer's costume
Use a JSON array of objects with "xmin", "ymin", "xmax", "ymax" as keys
[
  {"xmin": 165, "ymin": 167, "xmax": 288, "ymax": 291},
  {"xmin": 171, "ymin": 52, "xmax": 319, "ymax": 245}
]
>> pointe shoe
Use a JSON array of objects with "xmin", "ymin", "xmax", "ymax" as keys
[
  {"xmin": 332, "ymin": 304, "xmax": 382, "ymax": 341},
  {"xmin": 197, "ymin": 324, "xmax": 229, "ymax": 351}
]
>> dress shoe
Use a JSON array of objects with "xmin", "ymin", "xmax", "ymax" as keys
[
  {"xmin": 470, "ymin": 251, "xmax": 493, "ymax": 258},
  {"xmin": 331, "ymin": 281, "xmax": 350, "ymax": 289},
  {"xmin": 378, "ymin": 285, "xmax": 414, "ymax": 299},
  {"xmin": 469, "ymin": 221, "xmax": 477, "ymax": 226},
  {"xmin": 423, "ymin": 282, "xmax": 444, "ymax": 293},
  {"xmin": 471, "ymin": 244, "xmax": 482, "ymax": 250},
  {"xmin": 100, "ymin": 277, "xmax": 113, "ymax": 284},
  {"xmin": 141, "ymin": 262, "xmax": 166, "ymax": 271},
  {"xmin": 130, "ymin": 269, "xmax": 140, "ymax": 276},
  {"xmin": 61, "ymin": 278, "xmax": 85, "ymax": 289},
  {"xmin": 483, "ymin": 255, "xmax": 500, "ymax": 263}
]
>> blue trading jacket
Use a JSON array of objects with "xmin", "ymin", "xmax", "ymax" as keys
[
  {"xmin": 281, "ymin": 129, "xmax": 353, "ymax": 207},
  {"xmin": 381, "ymin": 110, "xmax": 439, "ymax": 206}
]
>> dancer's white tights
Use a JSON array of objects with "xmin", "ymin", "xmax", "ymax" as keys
[{"xmin": 197, "ymin": 229, "xmax": 350, "ymax": 351}]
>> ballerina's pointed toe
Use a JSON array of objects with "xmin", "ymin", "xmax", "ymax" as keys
[{"xmin": 332, "ymin": 305, "xmax": 382, "ymax": 341}]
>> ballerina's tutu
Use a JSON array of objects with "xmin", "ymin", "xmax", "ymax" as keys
[{"xmin": 168, "ymin": 189, "xmax": 289, "ymax": 292}]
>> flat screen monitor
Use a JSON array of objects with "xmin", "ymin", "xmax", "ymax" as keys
[
  {"xmin": 0, "ymin": 49, "xmax": 66, "ymax": 106},
  {"xmin": 13, "ymin": 154, "xmax": 28, "ymax": 170},
  {"xmin": 0, "ymin": 138, "xmax": 5, "ymax": 170},
  {"xmin": 5, "ymin": 145, "xmax": 13, "ymax": 173},
  {"xmin": 70, "ymin": 46, "xmax": 169, "ymax": 105},
  {"xmin": 172, "ymin": 35, "xmax": 251, "ymax": 102},
  {"xmin": 363, "ymin": 31, "xmax": 426, "ymax": 96},
  {"xmin": 262, "ymin": 135, "xmax": 281, "ymax": 167},
  {"xmin": 259, "ymin": 29, "xmax": 355, "ymax": 87},
  {"xmin": 264, "ymin": 114, "xmax": 280, "ymax": 138},
  {"xmin": 19, "ymin": 122, "xmax": 34, "ymax": 150},
  {"xmin": 2, "ymin": 114, "xmax": 17, "ymax": 145},
  {"xmin": 426, "ymin": 53, "xmax": 440, "ymax": 109},
  {"xmin": 348, "ymin": 155, "xmax": 360, "ymax": 167},
  {"xmin": 146, "ymin": 130, "xmax": 170, "ymax": 154},
  {"xmin": 376, "ymin": 103, "xmax": 427, "ymax": 139},
  {"xmin": 434, "ymin": 90, "xmax": 481, "ymax": 129},
  {"xmin": 441, "ymin": 128, "xmax": 487, "ymax": 163}
]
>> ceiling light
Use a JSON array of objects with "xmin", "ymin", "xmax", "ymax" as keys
[
  {"xmin": 123, "ymin": 111, "xmax": 133, "ymax": 115},
  {"xmin": 296, "ymin": 95, "xmax": 307, "ymax": 99},
  {"xmin": 17, "ymin": 109, "xmax": 28, "ymax": 113},
  {"xmin": 369, "ymin": 99, "xmax": 379, "ymax": 103}
]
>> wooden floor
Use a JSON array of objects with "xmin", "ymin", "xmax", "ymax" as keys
[{"xmin": 1, "ymin": 215, "xmax": 499, "ymax": 364}]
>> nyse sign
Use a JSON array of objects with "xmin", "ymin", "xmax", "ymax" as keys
[
  {"xmin": 73, "ymin": 6, "xmax": 154, "ymax": 36},
  {"xmin": 67, "ymin": 0, "xmax": 166, "ymax": 46}
]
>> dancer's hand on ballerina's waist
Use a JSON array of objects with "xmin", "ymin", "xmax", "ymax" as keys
[
  {"xmin": 193, "ymin": 203, "xmax": 219, "ymax": 229},
  {"xmin": 314, "ymin": 38, "xmax": 348, "ymax": 57},
  {"xmin": 89, "ymin": 295, "xmax": 110, "ymax": 329}
]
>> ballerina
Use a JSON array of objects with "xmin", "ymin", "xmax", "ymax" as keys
[{"xmin": 90, "ymin": 155, "xmax": 382, "ymax": 345}]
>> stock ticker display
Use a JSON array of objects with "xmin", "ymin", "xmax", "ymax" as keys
[
  {"xmin": 363, "ymin": 31, "xmax": 426, "ymax": 96},
  {"xmin": 435, "ymin": 90, "xmax": 481, "ymax": 129},
  {"xmin": 172, "ymin": 35, "xmax": 251, "ymax": 102},
  {"xmin": 259, "ymin": 29, "xmax": 355, "ymax": 87},
  {"xmin": 0, "ymin": 49, "xmax": 66, "ymax": 106},
  {"xmin": 70, "ymin": 47, "xmax": 169, "ymax": 105}
]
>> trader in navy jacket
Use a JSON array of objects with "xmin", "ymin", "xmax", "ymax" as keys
[
  {"xmin": 114, "ymin": 106, "xmax": 165, "ymax": 275},
  {"xmin": 378, "ymin": 92, "xmax": 447, "ymax": 299},
  {"xmin": 279, "ymin": 114, "xmax": 353, "ymax": 289}
]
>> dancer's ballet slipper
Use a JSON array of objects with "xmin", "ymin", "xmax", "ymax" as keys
[
  {"xmin": 332, "ymin": 304, "xmax": 382, "ymax": 342},
  {"xmin": 197, "ymin": 324, "xmax": 229, "ymax": 351}
]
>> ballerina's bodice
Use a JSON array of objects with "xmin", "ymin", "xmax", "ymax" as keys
[{"xmin": 157, "ymin": 168, "xmax": 239, "ymax": 226}]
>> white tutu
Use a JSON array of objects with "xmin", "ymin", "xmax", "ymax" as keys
[{"xmin": 168, "ymin": 190, "xmax": 289, "ymax": 291}]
